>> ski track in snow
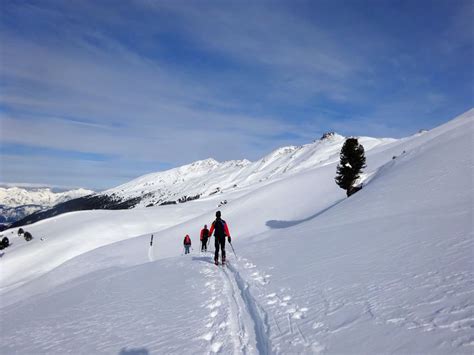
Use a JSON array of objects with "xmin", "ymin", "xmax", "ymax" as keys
[
  {"xmin": 198, "ymin": 255, "xmax": 271, "ymax": 354},
  {"xmin": 237, "ymin": 259, "xmax": 474, "ymax": 354},
  {"xmin": 198, "ymin": 254, "xmax": 322, "ymax": 354},
  {"xmin": 246, "ymin": 257, "xmax": 327, "ymax": 354},
  {"xmin": 225, "ymin": 261, "xmax": 272, "ymax": 354}
]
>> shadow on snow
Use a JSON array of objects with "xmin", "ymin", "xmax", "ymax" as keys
[
  {"xmin": 265, "ymin": 198, "xmax": 345, "ymax": 229},
  {"xmin": 192, "ymin": 255, "xmax": 215, "ymax": 264},
  {"xmin": 118, "ymin": 347, "xmax": 149, "ymax": 355}
]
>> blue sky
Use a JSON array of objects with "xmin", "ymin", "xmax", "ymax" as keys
[{"xmin": 0, "ymin": 0, "xmax": 472, "ymax": 191}]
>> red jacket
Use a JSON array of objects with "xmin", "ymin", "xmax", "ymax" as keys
[
  {"xmin": 209, "ymin": 219, "xmax": 231, "ymax": 238},
  {"xmin": 183, "ymin": 235, "xmax": 191, "ymax": 245},
  {"xmin": 200, "ymin": 228, "xmax": 210, "ymax": 241}
]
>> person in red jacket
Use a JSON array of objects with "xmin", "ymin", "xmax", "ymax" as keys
[
  {"xmin": 183, "ymin": 234, "xmax": 192, "ymax": 254},
  {"xmin": 200, "ymin": 224, "xmax": 210, "ymax": 252},
  {"xmin": 208, "ymin": 211, "xmax": 231, "ymax": 265}
]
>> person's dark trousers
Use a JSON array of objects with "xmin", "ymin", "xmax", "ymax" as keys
[
  {"xmin": 201, "ymin": 237, "xmax": 208, "ymax": 252},
  {"xmin": 214, "ymin": 235, "xmax": 226, "ymax": 262}
]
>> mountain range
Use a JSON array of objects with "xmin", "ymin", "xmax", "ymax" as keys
[
  {"xmin": 9, "ymin": 132, "xmax": 395, "ymax": 227},
  {"xmin": 0, "ymin": 187, "xmax": 94, "ymax": 225}
]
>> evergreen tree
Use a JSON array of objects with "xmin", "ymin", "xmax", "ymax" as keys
[{"xmin": 335, "ymin": 138, "xmax": 366, "ymax": 196}]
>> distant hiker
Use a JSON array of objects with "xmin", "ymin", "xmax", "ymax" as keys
[
  {"xmin": 200, "ymin": 225, "xmax": 210, "ymax": 252},
  {"xmin": 209, "ymin": 211, "xmax": 231, "ymax": 265},
  {"xmin": 183, "ymin": 234, "xmax": 192, "ymax": 254}
]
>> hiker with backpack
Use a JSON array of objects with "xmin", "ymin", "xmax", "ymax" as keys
[
  {"xmin": 200, "ymin": 225, "xmax": 210, "ymax": 252},
  {"xmin": 183, "ymin": 234, "xmax": 192, "ymax": 254},
  {"xmin": 208, "ymin": 211, "xmax": 231, "ymax": 265}
]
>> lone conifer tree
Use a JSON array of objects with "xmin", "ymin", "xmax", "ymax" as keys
[{"xmin": 335, "ymin": 138, "xmax": 366, "ymax": 196}]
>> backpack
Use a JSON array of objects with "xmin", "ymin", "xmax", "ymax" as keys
[
  {"xmin": 184, "ymin": 236, "xmax": 191, "ymax": 245},
  {"xmin": 202, "ymin": 228, "xmax": 209, "ymax": 238},
  {"xmin": 213, "ymin": 219, "xmax": 226, "ymax": 238}
]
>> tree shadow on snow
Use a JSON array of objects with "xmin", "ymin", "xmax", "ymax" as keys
[
  {"xmin": 192, "ymin": 255, "xmax": 215, "ymax": 265},
  {"xmin": 266, "ymin": 198, "xmax": 345, "ymax": 229},
  {"xmin": 118, "ymin": 347, "xmax": 149, "ymax": 355}
]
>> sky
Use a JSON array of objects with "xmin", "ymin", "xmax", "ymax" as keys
[{"xmin": 0, "ymin": 0, "xmax": 472, "ymax": 191}]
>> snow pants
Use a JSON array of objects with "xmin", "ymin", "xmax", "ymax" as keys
[
  {"xmin": 214, "ymin": 235, "xmax": 226, "ymax": 262},
  {"xmin": 201, "ymin": 237, "xmax": 208, "ymax": 252},
  {"xmin": 184, "ymin": 245, "xmax": 191, "ymax": 254}
]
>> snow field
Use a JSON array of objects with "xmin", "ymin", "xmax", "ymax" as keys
[{"xmin": 0, "ymin": 109, "xmax": 472, "ymax": 353}]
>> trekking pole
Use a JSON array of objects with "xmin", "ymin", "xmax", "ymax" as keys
[
  {"xmin": 150, "ymin": 234, "xmax": 154, "ymax": 247},
  {"xmin": 229, "ymin": 240, "xmax": 237, "ymax": 257}
]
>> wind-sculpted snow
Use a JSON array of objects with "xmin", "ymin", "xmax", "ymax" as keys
[{"xmin": 0, "ymin": 109, "xmax": 472, "ymax": 353}]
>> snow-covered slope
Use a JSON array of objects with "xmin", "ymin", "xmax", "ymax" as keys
[
  {"xmin": 102, "ymin": 133, "xmax": 395, "ymax": 208},
  {"xmin": 0, "ymin": 187, "xmax": 94, "ymax": 207},
  {"xmin": 9, "ymin": 133, "xmax": 395, "ymax": 228},
  {"xmin": 0, "ymin": 109, "xmax": 472, "ymax": 354}
]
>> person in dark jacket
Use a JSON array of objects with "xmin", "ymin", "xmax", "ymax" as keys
[
  {"xmin": 200, "ymin": 225, "xmax": 210, "ymax": 252},
  {"xmin": 208, "ymin": 211, "xmax": 231, "ymax": 265},
  {"xmin": 183, "ymin": 234, "xmax": 192, "ymax": 254}
]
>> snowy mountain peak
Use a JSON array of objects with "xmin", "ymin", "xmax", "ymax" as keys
[
  {"xmin": 0, "ymin": 187, "xmax": 94, "ymax": 207},
  {"xmin": 188, "ymin": 158, "xmax": 219, "ymax": 167},
  {"xmin": 319, "ymin": 131, "xmax": 341, "ymax": 141},
  {"xmin": 176, "ymin": 158, "xmax": 221, "ymax": 174}
]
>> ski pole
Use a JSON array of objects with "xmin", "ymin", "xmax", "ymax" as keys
[{"xmin": 229, "ymin": 240, "xmax": 237, "ymax": 257}]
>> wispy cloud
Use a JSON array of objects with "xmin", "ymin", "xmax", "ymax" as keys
[{"xmin": 0, "ymin": 0, "xmax": 472, "ymax": 189}]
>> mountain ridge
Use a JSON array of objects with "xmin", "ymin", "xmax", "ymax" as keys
[
  {"xmin": 0, "ymin": 187, "xmax": 94, "ymax": 226},
  {"xmin": 0, "ymin": 187, "xmax": 94, "ymax": 207},
  {"xmin": 8, "ymin": 130, "xmax": 410, "ymax": 228}
]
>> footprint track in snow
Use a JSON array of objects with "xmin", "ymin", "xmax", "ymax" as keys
[
  {"xmin": 210, "ymin": 257, "xmax": 318, "ymax": 353},
  {"xmin": 206, "ymin": 301, "xmax": 222, "ymax": 310},
  {"xmin": 250, "ymin": 271, "xmax": 271, "ymax": 286},
  {"xmin": 210, "ymin": 341, "xmax": 223, "ymax": 353},
  {"xmin": 266, "ymin": 293, "xmax": 309, "ymax": 320},
  {"xmin": 200, "ymin": 332, "xmax": 214, "ymax": 342}
]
